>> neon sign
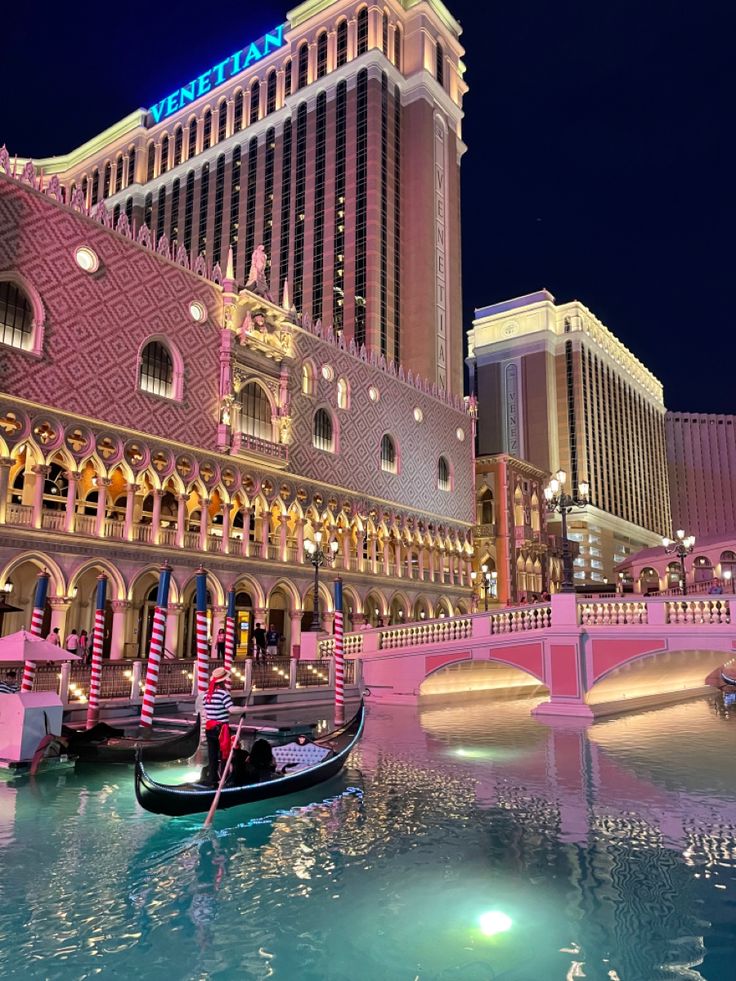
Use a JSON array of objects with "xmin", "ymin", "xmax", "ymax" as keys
[{"xmin": 149, "ymin": 24, "xmax": 286, "ymax": 124}]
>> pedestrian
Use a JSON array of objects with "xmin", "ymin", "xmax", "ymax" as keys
[
  {"xmin": 46, "ymin": 627, "xmax": 60, "ymax": 646},
  {"xmin": 65, "ymin": 629, "xmax": 80, "ymax": 654},
  {"xmin": 0, "ymin": 669, "xmax": 19, "ymax": 694},
  {"xmin": 265, "ymin": 623, "xmax": 280, "ymax": 659},
  {"xmin": 253, "ymin": 621, "xmax": 266, "ymax": 662},
  {"xmin": 215, "ymin": 626, "xmax": 226, "ymax": 660},
  {"xmin": 78, "ymin": 629, "xmax": 89, "ymax": 664}
]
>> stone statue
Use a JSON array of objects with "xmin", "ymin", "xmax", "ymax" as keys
[{"xmin": 246, "ymin": 244, "xmax": 269, "ymax": 295}]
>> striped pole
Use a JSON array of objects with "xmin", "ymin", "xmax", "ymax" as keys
[
  {"xmin": 85, "ymin": 574, "xmax": 108, "ymax": 727},
  {"xmin": 22, "ymin": 570, "xmax": 50, "ymax": 691},
  {"xmin": 224, "ymin": 588, "xmax": 236, "ymax": 690},
  {"xmin": 195, "ymin": 566, "xmax": 210, "ymax": 695},
  {"xmin": 139, "ymin": 563, "xmax": 172, "ymax": 728},
  {"xmin": 334, "ymin": 577, "xmax": 345, "ymax": 725}
]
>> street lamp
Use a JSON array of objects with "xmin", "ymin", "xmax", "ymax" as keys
[
  {"xmin": 304, "ymin": 530, "xmax": 339, "ymax": 631},
  {"xmin": 544, "ymin": 469, "xmax": 589, "ymax": 594},
  {"xmin": 477, "ymin": 564, "xmax": 496, "ymax": 610},
  {"xmin": 724, "ymin": 569, "xmax": 734, "ymax": 593},
  {"xmin": 662, "ymin": 529, "xmax": 695, "ymax": 596}
]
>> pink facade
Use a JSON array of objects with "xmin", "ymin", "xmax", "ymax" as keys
[{"xmin": 666, "ymin": 412, "xmax": 736, "ymax": 538}]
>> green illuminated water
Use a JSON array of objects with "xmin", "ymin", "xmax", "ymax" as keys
[{"xmin": 1, "ymin": 696, "xmax": 735, "ymax": 979}]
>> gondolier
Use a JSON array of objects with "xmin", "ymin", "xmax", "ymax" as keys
[{"xmin": 203, "ymin": 666, "xmax": 246, "ymax": 786}]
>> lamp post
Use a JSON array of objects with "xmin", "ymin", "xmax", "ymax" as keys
[
  {"xmin": 724, "ymin": 569, "xmax": 734, "ymax": 594},
  {"xmin": 544, "ymin": 469, "xmax": 589, "ymax": 594},
  {"xmin": 304, "ymin": 530, "xmax": 339, "ymax": 631},
  {"xmin": 0, "ymin": 580, "xmax": 22, "ymax": 637},
  {"xmin": 662, "ymin": 529, "xmax": 695, "ymax": 595}
]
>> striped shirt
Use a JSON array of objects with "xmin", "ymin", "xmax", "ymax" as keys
[
  {"xmin": 204, "ymin": 688, "xmax": 233, "ymax": 723},
  {"xmin": 0, "ymin": 682, "xmax": 19, "ymax": 694}
]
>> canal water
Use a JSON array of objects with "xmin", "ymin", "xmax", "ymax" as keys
[{"xmin": 1, "ymin": 695, "xmax": 735, "ymax": 980}]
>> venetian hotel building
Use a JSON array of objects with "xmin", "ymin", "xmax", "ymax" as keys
[
  {"xmin": 0, "ymin": 0, "xmax": 474, "ymax": 659},
  {"xmin": 9, "ymin": 0, "xmax": 466, "ymax": 396}
]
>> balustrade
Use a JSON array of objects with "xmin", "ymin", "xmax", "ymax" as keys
[
  {"xmin": 578, "ymin": 601, "xmax": 648, "ymax": 626},
  {"xmin": 74, "ymin": 513, "xmax": 97, "ymax": 536},
  {"xmin": 318, "ymin": 633, "xmax": 364, "ymax": 657},
  {"xmin": 380, "ymin": 616, "xmax": 472, "ymax": 650},
  {"xmin": 41, "ymin": 509, "xmax": 65, "ymax": 532},
  {"xmin": 183, "ymin": 530, "xmax": 200, "ymax": 550},
  {"xmin": 6, "ymin": 503, "xmax": 33, "ymax": 526},
  {"xmin": 489, "ymin": 604, "xmax": 552, "ymax": 634},
  {"xmin": 666, "ymin": 599, "xmax": 731, "ymax": 625},
  {"xmin": 104, "ymin": 517, "xmax": 125, "ymax": 540}
]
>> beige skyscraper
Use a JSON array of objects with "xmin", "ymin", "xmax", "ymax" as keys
[{"xmin": 467, "ymin": 290, "xmax": 671, "ymax": 584}]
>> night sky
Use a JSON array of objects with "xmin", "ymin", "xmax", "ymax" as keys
[{"xmin": 2, "ymin": 1, "xmax": 730, "ymax": 412}]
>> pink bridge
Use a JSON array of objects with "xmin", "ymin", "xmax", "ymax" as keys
[{"xmin": 301, "ymin": 594, "xmax": 736, "ymax": 719}]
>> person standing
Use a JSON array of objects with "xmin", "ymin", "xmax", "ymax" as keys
[
  {"xmin": 47, "ymin": 627, "xmax": 60, "ymax": 646},
  {"xmin": 203, "ymin": 666, "xmax": 245, "ymax": 787},
  {"xmin": 215, "ymin": 626, "xmax": 226, "ymax": 660},
  {"xmin": 265, "ymin": 623, "xmax": 280, "ymax": 660},
  {"xmin": 252, "ymin": 622, "xmax": 266, "ymax": 663},
  {"xmin": 78, "ymin": 629, "xmax": 89, "ymax": 664},
  {"xmin": 0, "ymin": 669, "xmax": 19, "ymax": 694},
  {"xmin": 65, "ymin": 629, "xmax": 80, "ymax": 655}
]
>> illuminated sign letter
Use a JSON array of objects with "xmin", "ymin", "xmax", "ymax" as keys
[
  {"xmin": 165, "ymin": 93, "xmax": 180, "ymax": 116},
  {"xmin": 179, "ymin": 81, "xmax": 196, "ymax": 108},
  {"xmin": 230, "ymin": 49, "xmax": 244, "ymax": 75},
  {"xmin": 197, "ymin": 71, "xmax": 212, "ymax": 96},
  {"xmin": 243, "ymin": 42, "xmax": 263, "ymax": 67},
  {"xmin": 263, "ymin": 25, "xmax": 284, "ymax": 53},
  {"xmin": 211, "ymin": 58, "xmax": 230, "ymax": 86},
  {"xmin": 150, "ymin": 100, "xmax": 166, "ymax": 124}
]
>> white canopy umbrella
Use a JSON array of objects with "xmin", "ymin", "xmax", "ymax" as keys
[{"xmin": 0, "ymin": 629, "xmax": 81, "ymax": 663}]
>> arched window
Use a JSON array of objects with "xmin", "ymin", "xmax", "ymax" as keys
[
  {"xmin": 382, "ymin": 12, "xmax": 389, "ymax": 54},
  {"xmin": 81, "ymin": 175, "xmax": 89, "ymax": 202},
  {"xmin": 173, "ymin": 126, "xmax": 183, "ymax": 166},
  {"xmin": 336, "ymin": 21, "xmax": 348, "ymax": 67},
  {"xmin": 380, "ymin": 434, "xmax": 397, "ymax": 473},
  {"xmin": 693, "ymin": 556, "xmax": 714, "ymax": 583},
  {"xmin": 666, "ymin": 561, "xmax": 681, "ymax": 587},
  {"xmin": 301, "ymin": 362, "xmax": 315, "ymax": 396},
  {"xmin": 234, "ymin": 91, "xmax": 245, "ymax": 131},
  {"xmin": 139, "ymin": 340, "xmax": 174, "ymax": 398},
  {"xmin": 530, "ymin": 493, "xmax": 540, "ymax": 531},
  {"xmin": 393, "ymin": 24, "xmax": 402, "ymax": 70},
  {"xmin": 639, "ymin": 567, "xmax": 660, "ymax": 594},
  {"xmin": 160, "ymin": 134, "xmax": 169, "ymax": 174},
  {"xmin": 249, "ymin": 81, "xmax": 260, "ymax": 124},
  {"xmin": 720, "ymin": 550, "xmax": 736, "ymax": 582},
  {"xmin": 187, "ymin": 117, "xmax": 198, "ymax": 158},
  {"xmin": 297, "ymin": 43, "xmax": 309, "ymax": 89},
  {"xmin": 436, "ymin": 41, "xmax": 444, "ymax": 87},
  {"xmin": 478, "ymin": 488, "xmax": 494, "ymax": 526},
  {"xmin": 266, "ymin": 70, "xmax": 277, "ymax": 113},
  {"xmin": 102, "ymin": 162, "xmax": 111, "ymax": 198},
  {"xmin": 438, "ymin": 456, "xmax": 450, "ymax": 491},
  {"xmin": 357, "ymin": 8, "xmax": 369, "ymax": 56},
  {"xmin": 115, "ymin": 155, "xmax": 124, "ymax": 192},
  {"xmin": 217, "ymin": 99, "xmax": 228, "ymax": 142},
  {"xmin": 147, "ymin": 142, "xmax": 156, "ymax": 181},
  {"xmin": 237, "ymin": 382, "xmax": 273, "ymax": 441},
  {"xmin": 126, "ymin": 146, "xmax": 136, "ymax": 186},
  {"xmin": 202, "ymin": 109, "xmax": 212, "ymax": 149},
  {"xmin": 336, "ymin": 377, "xmax": 349, "ymax": 409},
  {"xmin": 284, "ymin": 58, "xmax": 293, "ymax": 96},
  {"xmin": 90, "ymin": 167, "xmax": 99, "ymax": 206},
  {"xmin": 0, "ymin": 281, "xmax": 34, "ymax": 350},
  {"xmin": 313, "ymin": 408, "xmax": 334, "ymax": 452},
  {"xmin": 317, "ymin": 32, "xmax": 328, "ymax": 78}
]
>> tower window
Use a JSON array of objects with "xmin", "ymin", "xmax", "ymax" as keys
[
  {"xmin": 357, "ymin": 8, "xmax": 369, "ymax": 56},
  {"xmin": 139, "ymin": 340, "xmax": 174, "ymax": 399},
  {"xmin": 438, "ymin": 456, "xmax": 451, "ymax": 491},
  {"xmin": 0, "ymin": 281, "xmax": 34, "ymax": 350},
  {"xmin": 313, "ymin": 408, "xmax": 334, "ymax": 452},
  {"xmin": 238, "ymin": 382, "xmax": 273, "ymax": 441},
  {"xmin": 381, "ymin": 435, "xmax": 397, "ymax": 473}
]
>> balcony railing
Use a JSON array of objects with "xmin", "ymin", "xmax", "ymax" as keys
[
  {"xmin": 231, "ymin": 431, "xmax": 289, "ymax": 463},
  {"xmin": 6, "ymin": 503, "xmax": 33, "ymax": 526},
  {"xmin": 474, "ymin": 522, "xmax": 496, "ymax": 539}
]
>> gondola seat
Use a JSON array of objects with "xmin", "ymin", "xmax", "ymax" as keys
[{"xmin": 272, "ymin": 742, "xmax": 331, "ymax": 772}]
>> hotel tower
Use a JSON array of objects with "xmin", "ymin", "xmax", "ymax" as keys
[
  {"xmin": 468, "ymin": 291, "xmax": 672, "ymax": 584},
  {"xmin": 11, "ymin": 0, "xmax": 466, "ymax": 395}
]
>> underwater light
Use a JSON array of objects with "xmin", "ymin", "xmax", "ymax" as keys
[{"xmin": 479, "ymin": 911, "xmax": 512, "ymax": 936}]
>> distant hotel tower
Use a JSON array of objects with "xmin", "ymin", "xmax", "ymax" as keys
[
  {"xmin": 468, "ymin": 291, "xmax": 672, "ymax": 584},
  {"xmin": 13, "ymin": 0, "xmax": 466, "ymax": 395},
  {"xmin": 666, "ymin": 412, "xmax": 736, "ymax": 538}
]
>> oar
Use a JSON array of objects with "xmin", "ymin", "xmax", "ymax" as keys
[{"xmin": 203, "ymin": 683, "xmax": 252, "ymax": 829}]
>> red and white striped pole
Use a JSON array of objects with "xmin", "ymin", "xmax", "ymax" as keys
[
  {"xmin": 195, "ymin": 566, "xmax": 210, "ymax": 696},
  {"xmin": 139, "ymin": 562, "xmax": 172, "ymax": 728},
  {"xmin": 333, "ymin": 577, "xmax": 345, "ymax": 725},
  {"xmin": 224, "ymin": 587, "xmax": 236, "ymax": 690},
  {"xmin": 85, "ymin": 574, "xmax": 108, "ymax": 727},
  {"xmin": 22, "ymin": 570, "xmax": 50, "ymax": 692}
]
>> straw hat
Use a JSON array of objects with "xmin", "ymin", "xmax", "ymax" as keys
[{"xmin": 211, "ymin": 666, "xmax": 230, "ymax": 684}]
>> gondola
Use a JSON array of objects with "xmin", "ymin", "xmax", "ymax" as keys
[
  {"xmin": 65, "ymin": 716, "xmax": 201, "ymax": 765},
  {"xmin": 135, "ymin": 702, "xmax": 364, "ymax": 817}
]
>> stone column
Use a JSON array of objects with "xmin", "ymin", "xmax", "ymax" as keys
[
  {"xmin": 276, "ymin": 68, "xmax": 286, "ymax": 109},
  {"xmin": 95, "ymin": 478, "xmax": 111, "ymax": 538},
  {"xmin": 109, "ymin": 600, "xmax": 132, "ymax": 660},
  {"xmin": 347, "ymin": 17, "xmax": 357, "ymax": 60},
  {"xmin": 149, "ymin": 487, "xmax": 163, "ymax": 545},
  {"xmin": 289, "ymin": 611, "xmax": 302, "ymax": 658},
  {"xmin": 382, "ymin": 540, "xmax": 391, "ymax": 577},
  {"xmin": 176, "ymin": 494, "xmax": 188, "ymax": 547},
  {"xmin": 0, "ymin": 457, "xmax": 11, "ymax": 525},
  {"xmin": 260, "ymin": 509, "xmax": 270, "ymax": 559},
  {"xmin": 428, "ymin": 548, "xmax": 436, "ymax": 583},
  {"xmin": 369, "ymin": 535, "xmax": 377, "ymax": 575},
  {"xmin": 48, "ymin": 597, "xmax": 71, "ymax": 642},
  {"xmin": 31, "ymin": 465, "xmax": 49, "ymax": 529},
  {"xmin": 327, "ymin": 30, "xmax": 337, "ymax": 71},
  {"xmin": 199, "ymin": 498, "xmax": 210, "ymax": 552},
  {"xmin": 279, "ymin": 513, "xmax": 288, "ymax": 562},
  {"xmin": 165, "ymin": 602, "xmax": 184, "ymax": 658},
  {"xmin": 342, "ymin": 528, "xmax": 351, "ymax": 572},
  {"xmin": 124, "ymin": 482, "xmax": 137, "ymax": 542},
  {"xmin": 322, "ymin": 611, "xmax": 335, "ymax": 634},
  {"xmin": 352, "ymin": 612, "xmax": 367, "ymax": 630},
  {"xmin": 154, "ymin": 143, "xmax": 162, "ymax": 178},
  {"xmin": 308, "ymin": 41, "xmax": 317, "ymax": 84},
  {"xmin": 196, "ymin": 117, "xmax": 204, "ymax": 155},
  {"xmin": 64, "ymin": 470, "xmax": 80, "ymax": 534},
  {"xmin": 221, "ymin": 504, "xmax": 231, "ymax": 555},
  {"xmin": 226, "ymin": 98, "xmax": 235, "ymax": 138},
  {"xmin": 242, "ymin": 508, "xmax": 252, "ymax": 557},
  {"xmin": 295, "ymin": 518, "xmax": 306, "ymax": 564}
]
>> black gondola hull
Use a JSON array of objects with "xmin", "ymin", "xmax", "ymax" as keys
[
  {"xmin": 135, "ymin": 703, "xmax": 364, "ymax": 817},
  {"xmin": 71, "ymin": 716, "xmax": 201, "ymax": 766}
]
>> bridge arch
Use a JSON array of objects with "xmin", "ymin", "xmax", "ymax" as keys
[{"xmin": 419, "ymin": 653, "xmax": 548, "ymax": 699}]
